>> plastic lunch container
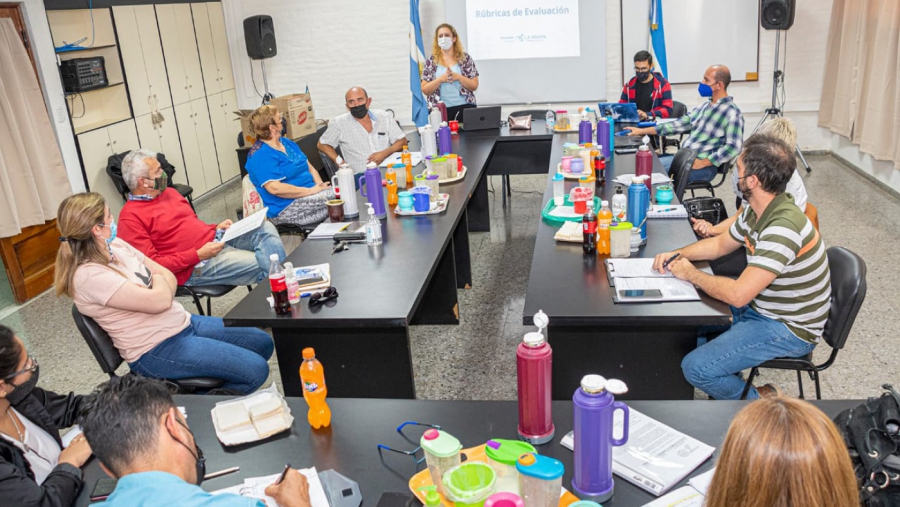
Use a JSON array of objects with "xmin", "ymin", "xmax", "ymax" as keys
[
  {"xmin": 516, "ymin": 453, "xmax": 564, "ymax": 507},
  {"xmin": 442, "ymin": 462, "xmax": 497, "ymax": 507},
  {"xmin": 421, "ymin": 429, "xmax": 462, "ymax": 495},
  {"xmin": 485, "ymin": 439, "xmax": 536, "ymax": 494}
]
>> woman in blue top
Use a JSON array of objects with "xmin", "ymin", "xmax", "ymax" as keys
[
  {"xmin": 421, "ymin": 23, "xmax": 480, "ymax": 122},
  {"xmin": 245, "ymin": 105, "xmax": 334, "ymax": 226}
]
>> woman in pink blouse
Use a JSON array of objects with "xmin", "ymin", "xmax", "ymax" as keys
[{"xmin": 420, "ymin": 23, "xmax": 480, "ymax": 122}]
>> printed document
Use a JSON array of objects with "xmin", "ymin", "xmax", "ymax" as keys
[
  {"xmin": 606, "ymin": 259, "xmax": 674, "ymax": 278},
  {"xmin": 379, "ymin": 152, "xmax": 422, "ymax": 168},
  {"xmin": 219, "ymin": 208, "xmax": 269, "ymax": 243},
  {"xmin": 614, "ymin": 277, "xmax": 701, "ymax": 302},
  {"xmin": 212, "ymin": 467, "xmax": 329, "ymax": 507}
]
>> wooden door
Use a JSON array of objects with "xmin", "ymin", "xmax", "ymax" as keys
[
  {"xmin": 191, "ymin": 3, "xmax": 220, "ymax": 96},
  {"xmin": 207, "ymin": 2, "xmax": 234, "ymax": 92},
  {"xmin": 0, "ymin": 5, "xmax": 54, "ymax": 303}
]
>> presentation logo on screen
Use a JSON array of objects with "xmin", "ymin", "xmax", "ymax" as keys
[{"xmin": 465, "ymin": 0, "xmax": 581, "ymax": 61}]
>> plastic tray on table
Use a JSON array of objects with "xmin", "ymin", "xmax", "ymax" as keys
[{"xmin": 541, "ymin": 195, "xmax": 601, "ymax": 226}]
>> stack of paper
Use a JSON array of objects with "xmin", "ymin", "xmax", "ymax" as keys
[
  {"xmin": 292, "ymin": 264, "xmax": 331, "ymax": 292},
  {"xmin": 212, "ymin": 467, "xmax": 330, "ymax": 507},
  {"xmin": 647, "ymin": 205, "xmax": 688, "ymax": 219},
  {"xmin": 605, "ymin": 259, "xmax": 701, "ymax": 302},
  {"xmin": 560, "ymin": 408, "xmax": 715, "ymax": 496},
  {"xmin": 307, "ymin": 222, "xmax": 363, "ymax": 240}
]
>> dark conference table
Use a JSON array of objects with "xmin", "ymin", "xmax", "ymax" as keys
[
  {"xmin": 523, "ymin": 130, "xmax": 731, "ymax": 400},
  {"xmin": 74, "ymin": 397, "xmax": 861, "ymax": 507}
]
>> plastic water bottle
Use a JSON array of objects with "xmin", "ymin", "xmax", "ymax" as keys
[
  {"xmin": 572, "ymin": 375, "xmax": 629, "ymax": 503},
  {"xmin": 283, "ymin": 261, "xmax": 300, "ymax": 305},
  {"xmin": 611, "ymin": 187, "xmax": 627, "ymax": 222},
  {"xmin": 627, "ymin": 177, "xmax": 650, "ymax": 244},
  {"xmin": 299, "ymin": 347, "xmax": 332, "ymax": 429},
  {"xmin": 545, "ymin": 105, "xmax": 556, "ymax": 129},
  {"xmin": 269, "ymin": 254, "xmax": 290, "ymax": 315},
  {"xmin": 517, "ymin": 310, "xmax": 554, "ymax": 444},
  {"xmin": 365, "ymin": 203, "xmax": 382, "ymax": 245}
]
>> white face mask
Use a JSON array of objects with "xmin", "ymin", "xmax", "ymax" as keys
[{"xmin": 438, "ymin": 37, "xmax": 453, "ymax": 51}]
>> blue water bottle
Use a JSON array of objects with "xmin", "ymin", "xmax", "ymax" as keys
[
  {"xmin": 626, "ymin": 176, "xmax": 649, "ymax": 244},
  {"xmin": 607, "ymin": 115, "xmax": 615, "ymax": 161}
]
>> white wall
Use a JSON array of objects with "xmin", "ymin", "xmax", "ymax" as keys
[{"xmin": 18, "ymin": 0, "xmax": 83, "ymax": 193}]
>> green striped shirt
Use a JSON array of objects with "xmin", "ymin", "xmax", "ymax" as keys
[{"xmin": 729, "ymin": 193, "xmax": 831, "ymax": 343}]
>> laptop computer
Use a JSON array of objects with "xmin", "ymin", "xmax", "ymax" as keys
[
  {"xmin": 460, "ymin": 106, "xmax": 502, "ymax": 131},
  {"xmin": 597, "ymin": 102, "xmax": 640, "ymax": 123}
]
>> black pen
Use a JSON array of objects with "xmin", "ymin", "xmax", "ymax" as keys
[
  {"xmin": 662, "ymin": 253, "xmax": 680, "ymax": 269},
  {"xmin": 275, "ymin": 463, "xmax": 291, "ymax": 485}
]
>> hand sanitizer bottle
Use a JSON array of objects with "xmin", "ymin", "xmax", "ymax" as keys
[{"xmin": 365, "ymin": 203, "xmax": 382, "ymax": 246}]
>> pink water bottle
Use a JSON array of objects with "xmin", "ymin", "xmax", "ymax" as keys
[
  {"xmin": 517, "ymin": 310, "xmax": 554, "ymax": 444},
  {"xmin": 635, "ymin": 136, "xmax": 653, "ymax": 193}
]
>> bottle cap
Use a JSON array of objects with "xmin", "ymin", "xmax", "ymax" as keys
[
  {"xmin": 581, "ymin": 374, "xmax": 607, "ymax": 393},
  {"xmin": 523, "ymin": 332, "xmax": 544, "ymax": 346},
  {"xmin": 485, "ymin": 439, "xmax": 536, "ymax": 465},
  {"xmin": 440, "ymin": 121, "xmax": 448, "ymax": 127},
  {"xmin": 642, "ymin": 135, "xmax": 650, "ymax": 145},
  {"xmin": 302, "ymin": 347, "xmax": 315, "ymax": 359},
  {"xmin": 367, "ymin": 162, "xmax": 377, "ymax": 169},
  {"xmin": 516, "ymin": 453, "xmax": 564, "ymax": 480},
  {"xmin": 403, "ymin": 145, "xmax": 409, "ymax": 150},
  {"xmin": 517, "ymin": 453, "xmax": 536, "ymax": 466},
  {"xmin": 418, "ymin": 486, "xmax": 440, "ymax": 507},
  {"xmin": 632, "ymin": 175, "xmax": 649, "ymax": 185},
  {"xmin": 423, "ymin": 429, "xmax": 439, "ymax": 440},
  {"xmin": 606, "ymin": 379, "xmax": 629, "ymax": 395},
  {"xmin": 269, "ymin": 253, "xmax": 279, "ymax": 261},
  {"xmin": 616, "ymin": 187, "xmax": 623, "ymax": 194},
  {"xmin": 533, "ymin": 309, "xmax": 549, "ymax": 331},
  {"xmin": 283, "ymin": 262, "xmax": 294, "ymax": 272},
  {"xmin": 601, "ymin": 200, "xmax": 609, "ymax": 206},
  {"xmin": 420, "ymin": 430, "xmax": 461, "ymax": 457},
  {"xmin": 552, "ymin": 173, "xmax": 564, "ymax": 181}
]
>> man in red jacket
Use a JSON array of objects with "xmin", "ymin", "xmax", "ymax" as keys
[
  {"xmin": 117, "ymin": 149, "xmax": 285, "ymax": 287},
  {"xmin": 619, "ymin": 50, "xmax": 674, "ymax": 121}
]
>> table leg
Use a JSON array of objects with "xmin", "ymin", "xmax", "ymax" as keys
[
  {"xmin": 453, "ymin": 210, "xmax": 472, "ymax": 289},
  {"xmin": 411, "ymin": 241, "xmax": 459, "ymax": 325},
  {"xmin": 501, "ymin": 176, "xmax": 507, "ymax": 207},
  {"xmin": 548, "ymin": 324, "xmax": 698, "ymax": 400},
  {"xmin": 272, "ymin": 326, "xmax": 415, "ymax": 399},
  {"xmin": 467, "ymin": 168, "xmax": 491, "ymax": 232}
]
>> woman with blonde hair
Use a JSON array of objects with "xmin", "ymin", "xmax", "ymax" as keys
[
  {"xmin": 705, "ymin": 397, "xmax": 859, "ymax": 507},
  {"xmin": 421, "ymin": 23, "xmax": 480, "ymax": 121},
  {"xmin": 245, "ymin": 105, "xmax": 333, "ymax": 227},
  {"xmin": 54, "ymin": 192, "xmax": 273, "ymax": 394}
]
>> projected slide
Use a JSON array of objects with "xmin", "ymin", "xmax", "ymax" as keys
[{"xmin": 465, "ymin": 0, "xmax": 580, "ymax": 60}]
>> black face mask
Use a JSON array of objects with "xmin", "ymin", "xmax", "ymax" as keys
[
  {"xmin": 173, "ymin": 418, "xmax": 206, "ymax": 485},
  {"xmin": 349, "ymin": 104, "xmax": 368, "ymax": 119},
  {"xmin": 6, "ymin": 364, "xmax": 39, "ymax": 405},
  {"xmin": 153, "ymin": 173, "xmax": 168, "ymax": 192},
  {"xmin": 636, "ymin": 71, "xmax": 651, "ymax": 82}
]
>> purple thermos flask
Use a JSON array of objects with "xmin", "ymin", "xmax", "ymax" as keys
[
  {"xmin": 517, "ymin": 310, "xmax": 554, "ymax": 444},
  {"xmin": 572, "ymin": 374, "xmax": 629, "ymax": 504},
  {"xmin": 358, "ymin": 162, "xmax": 387, "ymax": 219},
  {"xmin": 596, "ymin": 119, "xmax": 610, "ymax": 159},
  {"xmin": 437, "ymin": 122, "xmax": 452, "ymax": 155},
  {"xmin": 578, "ymin": 119, "xmax": 592, "ymax": 145}
]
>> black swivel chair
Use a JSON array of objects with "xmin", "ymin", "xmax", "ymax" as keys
[
  {"xmin": 71, "ymin": 305, "xmax": 225, "ymax": 393},
  {"xmin": 670, "ymin": 148, "xmax": 698, "ymax": 203},
  {"xmin": 740, "ymin": 247, "xmax": 868, "ymax": 400},
  {"xmin": 661, "ymin": 101, "xmax": 688, "ymax": 154},
  {"xmin": 106, "ymin": 151, "xmax": 195, "ymax": 211}
]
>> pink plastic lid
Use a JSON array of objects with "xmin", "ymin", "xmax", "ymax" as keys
[{"xmin": 424, "ymin": 429, "xmax": 440, "ymax": 440}]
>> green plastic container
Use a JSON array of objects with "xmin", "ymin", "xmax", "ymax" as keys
[
  {"xmin": 541, "ymin": 195, "xmax": 602, "ymax": 226},
  {"xmin": 485, "ymin": 439, "xmax": 536, "ymax": 494},
  {"xmin": 442, "ymin": 462, "xmax": 497, "ymax": 507}
]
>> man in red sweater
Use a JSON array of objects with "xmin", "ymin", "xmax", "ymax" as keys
[{"xmin": 117, "ymin": 149, "xmax": 285, "ymax": 287}]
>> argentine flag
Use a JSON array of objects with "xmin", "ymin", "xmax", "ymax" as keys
[
  {"xmin": 648, "ymin": 0, "xmax": 668, "ymax": 79},
  {"xmin": 410, "ymin": 0, "xmax": 429, "ymax": 127}
]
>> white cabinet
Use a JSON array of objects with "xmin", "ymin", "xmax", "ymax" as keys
[
  {"xmin": 77, "ymin": 120, "xmax": 139, "ymax": 217},
  {"xmin": 174, "ymin": 98, "xmax": 221, "ymax": 196},
  {"xmin": 113, "ymin": 5, "xmax": 172, "ymax": 118},
  {"xmin": 207, "ymin": 89, "xmax": 241, "ymax": 182},
  {"xmin": 134, "ymin": 109, "xmax": 187, "ymax": 186},
  {"xmin": 156, "ymin": 3, "xmax": 205, "ymax": 106},
  {"xmin": 192, "ymin": 2, "xmax": 235, "ymax": 96}
]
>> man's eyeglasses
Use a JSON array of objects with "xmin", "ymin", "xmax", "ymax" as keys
[
  {"xmin": 309, "ymin": 287, "xmax": 339, "ymax": 307},
  {"xmin": 377, "ymin": 421, "xmax": 442, "ymax": 465},
  {"xmin": 3, "ymin": 355, "xmax": 38, "ymax": 380}
]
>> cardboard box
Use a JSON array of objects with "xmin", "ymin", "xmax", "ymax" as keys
[
  {"xmin": 270, "ymin": 93, "xmax": 316, "ymax": 139},
  {"xmin": 234, "ymin": 109, "xmax": 258, "ymax": 145}
]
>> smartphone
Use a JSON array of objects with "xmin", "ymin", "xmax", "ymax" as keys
[
  {"xmin": 615, "ymin": 147, "xmax": 638, "ymax": 154},
  {"xmin": 90, "ymin": 477, "xmax": 118, "ymax": 501},
  {"xmin": 375, "ymin": 492, "xmax": 414, "ymax": 507},
  {"xmin": 619, "ymin": 289, "xmax": 663, "ymax": 298}
]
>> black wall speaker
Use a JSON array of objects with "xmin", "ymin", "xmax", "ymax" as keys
[
  {"xmin": 243, "ymin": 15, "xmax": 277, "ymax": 59},
  {"xmin": 761, "ymin": 0, "xmax": 796, "ymax": 30}
]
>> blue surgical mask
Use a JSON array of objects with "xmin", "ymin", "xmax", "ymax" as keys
[
  {"xmin": 103, "ymin": 219, "xmax": 118, "ymax": 246},
  {"xmin": 698, "ymin": 82, "xmax": 713, "ymax": 98}
]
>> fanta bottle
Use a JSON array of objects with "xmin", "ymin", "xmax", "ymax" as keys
[
  {"xmin": 299, "ymin": 347, "xmax": 331, "ymax": 428},
  {"xmin": 597, "ymin": 201, "xmax": 613, "ymax": 255}
]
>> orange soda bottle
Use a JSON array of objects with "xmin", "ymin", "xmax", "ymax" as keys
[
  {"xmin": 597, "ymin": 200, "xmax": 613, "ymax": 255},
  {"xmin": 299, "ymin": 347, "xmax": 331, "ymax": 428},
  {"xmin": 386, "ymin": 166, "xmax": 398, "ymax": 205},
  {"xmin": 401, "ymin": 145, "xmax": 414, "ymax": 187}
]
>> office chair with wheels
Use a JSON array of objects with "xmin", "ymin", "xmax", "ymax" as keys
[
  {"xmin": 71, "ymin": 305, "xmax": 225, "ymax": 393},
  {"xmin": 106, "ymin": 151, "xmax": 195, "ymax": 210},
  {"xmin": 685, "ymin": 160, "xmax": 732, "ymax": 198},
  {"xmin": 660, "ymin": 101, "xmax": 688, "ymax": 154},
  {"xmin": 670, "ymin": 148, "xmax": 698, "ymax": 203},
  {"xmin": 740, "ymin": 247, "xmax": 867, "ymax": 400}
]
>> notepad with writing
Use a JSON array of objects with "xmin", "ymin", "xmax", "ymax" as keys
[
  {"xmin": 647, "ymin": 205, "xmax": 688, "ymax": 218},
  {"xmin": 606, "ymin": 258, "xmax": 674, "ymax": 279}
]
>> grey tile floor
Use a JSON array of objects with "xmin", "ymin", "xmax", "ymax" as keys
[{"xmin": 4, "ymin": 154, "xmax": 898, "ymax": 401}]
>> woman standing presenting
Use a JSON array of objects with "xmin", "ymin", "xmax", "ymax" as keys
[{"xmin": 421, "ymin": 23, "xmax": 480, "ymax": 122}]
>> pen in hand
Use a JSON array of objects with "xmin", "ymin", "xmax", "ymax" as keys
[
  {"xmin": 275, "ymin": 463, "xmax": 291, "ymax": 485},
  {"xmin": 662, "ymin": 253, "xmax": 680, "ymax": 269}
]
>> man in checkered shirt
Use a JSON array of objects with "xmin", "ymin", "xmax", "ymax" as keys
[{"xmin": 628, "ymin": 65, "xmax": 744, "ymax": 184}]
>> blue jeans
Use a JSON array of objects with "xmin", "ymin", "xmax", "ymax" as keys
[
  {"xmin": 659, "ymin": 155, "xmax": 719, "ymax": 183},
  {"xmin": 185, "ymin": 221, "xmax": 285, "ymax": 286},
  {"xmin": 129, "ymin": 315, "xmax": 274, "ymax": 394},
  {"xmin": 682, "ymin": 305, "xmax": 817, "ymax": 400}
]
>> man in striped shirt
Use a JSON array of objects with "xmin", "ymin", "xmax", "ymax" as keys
[
  {"xmin": 652, "ymin": 133, "xmax": 831, "ymax": 400},
  {"xmin": 628, "ymin": 65, "xmax": 744, "ymax": 183}
]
